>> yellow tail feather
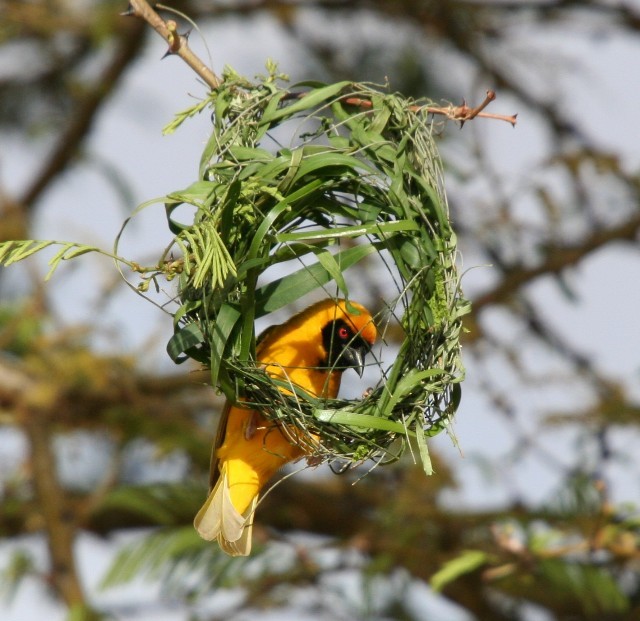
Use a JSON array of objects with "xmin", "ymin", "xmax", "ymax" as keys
[{"xmin": 193, "ymin": 462, "xmax": 258, "ymax": 556}]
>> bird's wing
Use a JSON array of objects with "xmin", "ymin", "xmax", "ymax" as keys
[{"xmin": 207, "ymin": 322, "xmax": 282, "ymax": 491}]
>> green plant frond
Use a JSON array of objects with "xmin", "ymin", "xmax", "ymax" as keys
[
  {"xmin": 100, "ymin": 526, "xmax": 208, "ymax": 590},
  {"xmin": 162, "ymin": 92, "xmax": 218, "ymax": 136},
  {"xmin": 0, "ymin": 239, "xmax": 56, "ymax": 265},
  {"xmin": 175, "ymin": 220, "xmax": 237, "ymax": 290},
  {"xmin": 99, "ymin": 483, "xmax": 200, "ymax": 527},
  {"xmin": 537, "ymin": 559, "xmax": 629, "ymax": 616},
  {"xmin": 100, "ymin": 525, "xmax": 252, "ymax": 595},
  {"xmin": 0, "ymin": 240, "xmax": 140, "ymax": 281}
]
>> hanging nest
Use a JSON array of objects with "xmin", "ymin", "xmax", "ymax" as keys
[{"xmin": 161, "ymin": 66, "xmax": 470, "ymax": 472}]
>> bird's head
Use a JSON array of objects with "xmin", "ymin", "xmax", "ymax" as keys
[
  {"xmin": 318, "ymin": 300, "xmax": 377, "ymax": 377},
  {"xmin": 255, "ymin": 298, "xmax": 378, "ymax": 399}
]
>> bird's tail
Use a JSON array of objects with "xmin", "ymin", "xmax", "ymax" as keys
[{"xmin": 193, "ymin": 462, "xmax": 258, "ymax": 556}]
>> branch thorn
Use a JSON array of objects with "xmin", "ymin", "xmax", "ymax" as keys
[{"xmin": 120, "ymin": 3, "xmax": 136, "ymax": 17}]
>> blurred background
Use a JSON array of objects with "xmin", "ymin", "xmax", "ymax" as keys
[{"xmin": 1, "ymin": 1, "xmax": 639, "ymax": 620}]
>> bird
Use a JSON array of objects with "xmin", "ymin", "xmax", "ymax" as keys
[{"xmin": 194, "ymin": 298, "xmax": 377, "ymax": 556}]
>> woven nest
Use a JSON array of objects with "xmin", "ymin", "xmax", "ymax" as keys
[{"xmin": 162, "ymin": 67, "xmax": 470, "ymax": 472}]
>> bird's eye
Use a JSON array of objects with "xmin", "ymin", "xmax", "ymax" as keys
[{"xmin": 338, "ymin": 326, "xmax": 350, "ymax": 341}]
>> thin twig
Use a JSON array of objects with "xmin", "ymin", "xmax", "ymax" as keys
[
  {"xmin": 125, "ymin": 0, "xmax": 220, "ymax": 89},
  {"xmin": 343, "ymin": 90, "xmax": 517, "ymax": 126},
  {"xmin": 126, "ymin": 2, "xmax": 515, "ymax": 127},
  {"xmin": 472, "ymin": 210, "xmax": 640, "ymax": 312}
]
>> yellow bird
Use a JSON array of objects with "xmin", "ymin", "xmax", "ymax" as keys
[{"xmin": 194, "ymin": 298, "xmax": 378, "ymax": 556}]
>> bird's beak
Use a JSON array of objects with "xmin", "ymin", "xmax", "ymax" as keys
[{"xmin": 342, "ymin": 343, "xmax": 370, "ymax": 377}]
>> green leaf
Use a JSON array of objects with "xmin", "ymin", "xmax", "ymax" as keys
[
  {"xmin": 314, "ymin": 409, "xmax": 411, "ymax": 434},
  {"xmin": 449, "ymin": 382, "xmax": 462, "ymax": 413},
  {"xmin": 277, "ymin": 146, "xmax": 304, "ymax": 195},
  {"xmin": 162, "ymin": 96, "xmax": 213, "ymax": 136},
  {"xmin": 314, "ymin": 249, "xmax": 350, "ymax": 300},
  {"xmin": 166, "ymin": 181, "xmax": 218, "ymax": 206},
  {"xmin": 275, "ymin": 219, "xmax": 419, "ymax": 244},
  {"xmin": 227, "ymin": 146, "xmax": 274, "ymax": 162},
  {"xmin": 247, "ymin": 197, "xmax": 293, "ymax": 261},
  {"xmin": 0, "ymin": 240, "xmax": 53, "ymax": 265},
  {"xmin": 415, "ymin": 420, "xmax": 433, "ymax": 475},
  {"xmin": 62, "ymin": 245, "xmax": 98, "ymax": 260},
  {"xmin": 166, "ymin": 322, "xmax": 205, "ymax": 364},
  {"xmin": 289, "ymin": 151, "xmax": 374, "ymax": 186},
  {"xmin": 44, "ymin": 243, "xmax": 103, "ymax": 279},
  {"xmin": 209, "ymin": 303, "xmax": 242, "ymax": 388},
  {"xmin": 0, "ymin": 240, "xmax": 103, "ymax": 279},
  {"xmin": 430, "ymin": 550, "xmax": 489, "ymax": 592},
  {"xmin": 254, "ymin": 243, "xmax": 378, "ymax": 316},
  {"xmin": 177, "ymin": 221, "xmax": 236, "ymax": 290},
  {"xmin": 261, "ymin": 81, "xmax": 351, "ymax": 122},
  {"xmin": 380, "ymin": 368, "xmax": 446, "ymax": 416}
]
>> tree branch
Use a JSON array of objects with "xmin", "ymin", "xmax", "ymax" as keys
[
  {"xmin": 344, "ymin": 89, "xmax": 517, "ymax": 126},
  {"xmin": 472, "ymin": 211, "xmax": 640, "ymax": 312},
  {"xmin": 125, "ymin": 0, "xmax": 220, "ymax": 89},
  {"xmin": 18, "ymin": 18, "xmax": 147, "ymax": 210},
  {"xmin": 19, "ymin": 396, "xmax": 88, "ymax": 609}
]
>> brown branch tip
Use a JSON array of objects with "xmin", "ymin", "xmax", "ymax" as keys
[
  {"xmin": 124, "ymin": 2, "xmax": 516, "ymax": 127},
  {"xmin": 428, "ymin": 90, "xmax": 518, "ymax": 127},
  {"xmin": 344, "ymin": 90, "xmax": 517, "ymax": 127},
  {"xmin": 124, "ymin": 0, "xmax": 220, "ymax": 89}
]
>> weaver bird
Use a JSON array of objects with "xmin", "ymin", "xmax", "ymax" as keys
[{"xmin": 194, "ymin": 298, "xmax": 377, "ymax": 556}]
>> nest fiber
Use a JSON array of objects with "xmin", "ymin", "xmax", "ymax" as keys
[{"xmin": 164, "ymin": 67, "xmax": 470, "ymax": 471}]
